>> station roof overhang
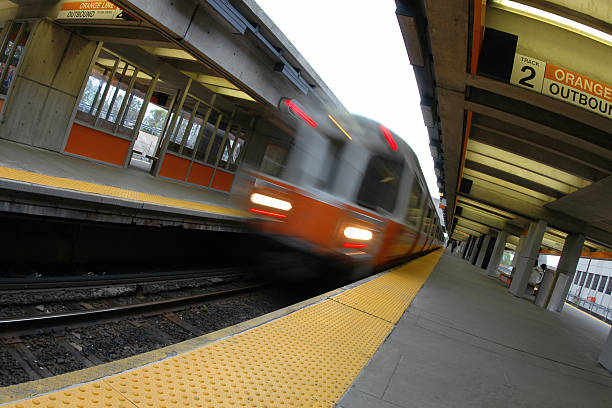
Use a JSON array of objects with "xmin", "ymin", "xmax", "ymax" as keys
[{"xmin": 396, "ymin": 0, "xmax": 612, "ymax": 256}]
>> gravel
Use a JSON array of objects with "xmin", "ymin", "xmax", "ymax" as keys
[
  {"xmin": 0, "ymin": 346, "xmax": 31, "ymax": 386},
  {"xmin": 21, "ymin": 335, "xmax": 86, "ymax": 376}
]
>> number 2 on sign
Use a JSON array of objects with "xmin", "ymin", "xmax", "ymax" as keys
[{"xmin": 510, "ymin": 53, "xmax": 546, "ymax": 92}]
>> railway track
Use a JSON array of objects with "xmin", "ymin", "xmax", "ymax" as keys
[
  {"xmin": 0, "ymin": 282, "xmax": 266, "ymax": 336},
  {"xmin": 0, "ymin": 268, "xmax": 246, "ymax": 291}
]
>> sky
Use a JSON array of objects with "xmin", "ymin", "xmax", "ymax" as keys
[{"xmin": 254, "ymin": 0, "xmax": 438, "ymax": 198}]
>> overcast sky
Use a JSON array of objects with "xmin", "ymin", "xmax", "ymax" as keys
[{"xmin": 255, "ymin": 0, "xmax": 438, "ymax": 198}]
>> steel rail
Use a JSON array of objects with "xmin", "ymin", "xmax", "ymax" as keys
[
  {"xmin": 0, "ymin": 283, "xmax": 266, "ymax": 336},
  {"xmin": 0, "ymin": 268, "xmax": 246, "ymax": 291}
]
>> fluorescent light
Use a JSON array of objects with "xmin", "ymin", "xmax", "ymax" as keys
[
  {"xmin": 490, "ymin": 0, "xmax": 612, "ymax": 47},
  {"xmin": 344, "ymin": 227, "xmax": 373, "ymax": 241},
  {"xmin": 250, "ymin": 193, "xmax": 292, "ymax": 211}
]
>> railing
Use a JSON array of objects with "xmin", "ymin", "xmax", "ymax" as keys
[{"xmin": 566, "ymin": 295, "xmax": 612, "ymax": 324}]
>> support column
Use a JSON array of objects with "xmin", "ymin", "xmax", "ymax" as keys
[
  {"xmin": 511, "ymin": 234, "xmax": 526, "ymax": 268},
  {"xmin": 599, "ymin": 328, "xmax": 612, "ymax": 373},
  {"xmin": 487, "ymin": 231, "xmax": 508, "ymax": 277},
  {"xmin": 509, "ymin": 220, "xmax": 547, "ymax": 297},
  {"xmin": 546, "ymin": 233, "xmax": 585, "ymax": 312},
  {"xmin": 469, "ymin": 236, "xmax": 482, "ymax": 264},
  {"xmin": 463, "ymin": 236, "xmax": 473, "ymax": 259},
  {"xmin": 475, "ymin": 235, "xmax": 491, "ymax": 269}
]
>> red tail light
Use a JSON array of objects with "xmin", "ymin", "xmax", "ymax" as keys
[
  {"xmin": 380, "ymin": 124, "xmax": 398, "ymax": 151},
  {"xmin": 249, "ymin": 208, "xmax": 287, "ymax": 218},
  {"xmin": 342, "ymin": 243, "xmax": 366, "ymax": 249}
]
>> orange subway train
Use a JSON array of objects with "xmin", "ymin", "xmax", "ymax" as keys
[{"xmin": 234, "ymin": 98, "xmax": 445, "ymax": 279}]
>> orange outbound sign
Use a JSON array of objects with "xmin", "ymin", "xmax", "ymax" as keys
[
  {"xmin": 542, "ymin": 64, "xmax": 612, "ymax": 120},
  {"xmin": 510, "ymin": 53, "xmax": 611, "ymax": 120},
  {"xmin": 57, "ymin": 1, "xmax": 128, "ymax": 20}
]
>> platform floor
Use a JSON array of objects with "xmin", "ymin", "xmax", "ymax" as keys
[
  {"xmin": 0, "ymin": 139, "xmax": 245, "ymax": 218},
  {"xmin": 337, "ymin": 251, "xmax": 612, "ymax": 407}
]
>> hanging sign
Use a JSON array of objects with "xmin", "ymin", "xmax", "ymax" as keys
[
  {"xmin": 57, "ymin": 1, "xmax": 134, "ymax": 20},
  {"xmin": 510, "ymin": 53, "xmax": 611, "ymax": 120}
]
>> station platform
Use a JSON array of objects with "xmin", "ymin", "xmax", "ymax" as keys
[
  {"xmin": 2, "ymin": 249, "xmax": 611, "ymax": 407},
  {"xmin": 0, "ymin": 139, "xmax": 247, "ymax": 229}
]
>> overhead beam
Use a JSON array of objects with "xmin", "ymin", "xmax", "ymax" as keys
[
  {"xmin": 457, "ymin": 188, "xmax": 612, "ymax": 248},
  {"xmin": 470, "ymin": 116, "xmax": 611, "ymax": 179},
  {"xmin": 464, "ymin": 159, "xmax": 564, "ymax": 199},
  {"xmin": 465, "ymin": 101, "xmax": 612, "ymax": 161}
]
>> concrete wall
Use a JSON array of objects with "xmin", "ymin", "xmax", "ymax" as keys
[{"xmin": 0, "ymin": 19, "xmax": 96, "ymax": 152}]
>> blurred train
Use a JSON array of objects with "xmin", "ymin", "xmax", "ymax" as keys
[{"xmin": 235, "ymin": 98, "xmax": 445, "ymax": 279}]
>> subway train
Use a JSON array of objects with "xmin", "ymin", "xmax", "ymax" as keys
[{"xmin": 234, "ymin": 98, "xmax": 445, "ymax": 279}]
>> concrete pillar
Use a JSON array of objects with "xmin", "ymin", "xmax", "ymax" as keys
[
  {"xmin": 469, "ymin": 236, "xmax": 481, "ymax": 264},
  {"xmin": 511, "ymin": 234, "xmax": 526, "ymax": 267},
  {"xmin": 599, "ymin": 328, "xmax": 612, "ymax": 373},
  {"xmin": 463, "ymin": 236, "xmax": 473, "ymax": 259},
  {"xmin": 509, "ymin": 220, "xmax": 547, "ymax": 297},
  {"xmin": 546, "ymin": 233, "xmax": 585, "ymax": 312},
  {"xmin": 486, "ymin": 231, "xmax": 508, "ymax": 277},
  {"xmin": 475, "ymin": 235, "xmax": 491, "ymax": 269}
]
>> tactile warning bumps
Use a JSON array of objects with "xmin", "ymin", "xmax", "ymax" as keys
[
  {"xmin": 2, "ymin": 250, "xmax": 443, "ymax": 408},
  {"xmin": 0, "ymin": 166, "xmax": 246, "ymax": 217},
  {"xmin": 6, "ymin": 381, "xmax": 138, "ymax": 408},
  {"xmin": 332, "ymin": 254, "xmax": 439, "ymax": 323}
]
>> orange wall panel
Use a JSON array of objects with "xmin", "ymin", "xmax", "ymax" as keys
[
  {"xmin": 65, "ymin": 123, "xmax": 129, "ymax": 166},
  {"xmin": 211, "ymin": 169, "xmax": 234, "ymax": 192},
  {"xmin": 187, "ymin": 162, "xmax": 214, "ymax": 187},
  {"xmin": 158, "ymin": 153, "xmax": 190, "ymax": 181}
]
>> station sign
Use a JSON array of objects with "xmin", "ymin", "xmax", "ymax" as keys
[
  {"xmin": 57, "ymin": 1, "xmax": 134, "ymax": 21},
  {"xmin": 510, "ymin": 53, "xmax": 611, "ymax": 120}
]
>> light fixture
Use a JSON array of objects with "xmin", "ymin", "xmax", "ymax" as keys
[
  {"xmin": 250, "ymin": 193, "xmax": 292, "ymax": 211},
  {"xmin": 343, "ymin": 227, "xmax": 373, "ymax": 241},
  {"xmin": 490, "ymin": 0, "xmax": 612, "ymax": 47},
  {"xmin": 282, "ymin": 98, "xmax": 318, "ymax": 128},
  {"xmin": 249, "ymin": 208, "xmax": 287, "ymax": 218},
  {"xmin": 328, "ymin": 114, "xmax": 352, "ymax": 140},
  {"xmin": 380, "ymin": 124, "xmax": 398, "ymax": 151}
]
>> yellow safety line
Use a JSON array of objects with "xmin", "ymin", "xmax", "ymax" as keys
[
  {"xmin": 1, "ymin": 250, "xmax": 443, "ymax": 408},
  {"xmin": 0, "ymin": 165, "xmax": 247, "ymax": 217},
  {"xmin": 565, "ymin": 302, "xmax": 611, "ymax": 327}
]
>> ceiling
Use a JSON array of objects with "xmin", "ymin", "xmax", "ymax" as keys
[{"xmin": 396, "ymin": 0, "xmax": 612, "ymax": 256}]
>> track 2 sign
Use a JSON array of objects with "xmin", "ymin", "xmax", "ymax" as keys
[{"xmin": 510, "ymin": 53, "xmax": 546, "ymax": 92}]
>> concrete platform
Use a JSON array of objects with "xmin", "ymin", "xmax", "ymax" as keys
[
  {"xmin": 0, "ymin": 139, "xmax": 248, "ymax": 230},
  {"xmin": 0, "ymin": 251, "xmax": 443, "ymax": 407},
  {"xmin": 337, "ymin": 251, "xmax": 612, "ymax": 407}
]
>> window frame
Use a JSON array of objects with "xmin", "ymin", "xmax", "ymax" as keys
[{"xmin": 0, "ymin": 20, "xmax": 33, "ymax": 117}]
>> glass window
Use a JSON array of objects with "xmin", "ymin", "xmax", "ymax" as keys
[
  {"xmin": 592, "ymin": 274, "xmax": 600, "ymax": 290},
  {"xmin": 220, "ymin": 127, "xmax": 247, "ymax": 172},
  {"xmin": 598, "ymin": 276, "xmax": 607, "ymax": 293},
  {"xmin": 606, "ymin": 278, "xmax": 612, "ymax": 295},
  {"xmin": 356, "ymin": 155, "xmax": 403, "ymax": 214},
  {"xmin": 0, "ymin": 22, "xmax": 30, "ymax": 97},
  {"xmin": 586, "ymin": 273, "xmax": 593, "ymax": 287},
  {"xmin": 579, "ymin": 271, "xmax": 587, "ymax": 286},
  {"xmin": 259, "ymin": 143, "xmax": 290, "ymax": 177},
  {"xmin": 405, "ymin": 177, "xmax": 424, "ymax": 227},
  {"xmin": 75, "ymin": 49, "xmax": 154, "ymax": 139},
  {"xmin": 574, "ymin": 271, "xmax": 582, "ymax": 284}
]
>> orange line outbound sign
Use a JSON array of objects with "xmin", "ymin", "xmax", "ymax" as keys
[
  {"xmin": 57, "ymin": 1, "xmax": 128, "ymax": 20},
  {"xmin": 510, "ymin": 53, "xmax": 612, "ymax": 120}
]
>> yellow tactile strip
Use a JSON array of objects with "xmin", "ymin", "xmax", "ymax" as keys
[
  {"xmin": 0, "ymin": 166, "xmax": 247, "ymax": 217},
  {"xmin": 2, "ymin": 250, "xmax": 443, "ymax": 408}
]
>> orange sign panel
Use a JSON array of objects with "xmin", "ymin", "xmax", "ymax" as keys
[{"xmin": 57, "ymin": 1, "xmax": 131, "ymax": 20}]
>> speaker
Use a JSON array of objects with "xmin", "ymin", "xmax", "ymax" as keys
[{"xmin": 477, "ymin": 27, "xmax": 518, "ymax": 82}]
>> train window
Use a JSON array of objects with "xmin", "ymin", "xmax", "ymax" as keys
[
  {"xmin": 598, "ymin": 276, "xmax": 607, "ymax": 293},
  {"xmin": 404, "ymin": 177, "xmax": 424, "ymax": 227},
  {"xmin": 591, "ymin": 274, "xmax": 600, "ymax": 290},
  {"xmin": 356, "ymin": 155, "xmax": 403, "ymax": 213},
  {"xmin": 580, "ymin": 272, "xmax": 587, "ymax": 286}
]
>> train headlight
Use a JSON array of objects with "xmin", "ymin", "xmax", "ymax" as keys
[
  {"xmin": 250, "ymin": 193, "xmax": 292, "ymax": 211},
  {"xmin": 343, "ymin": 227, "xmax": 373, "ymax": 241}
]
